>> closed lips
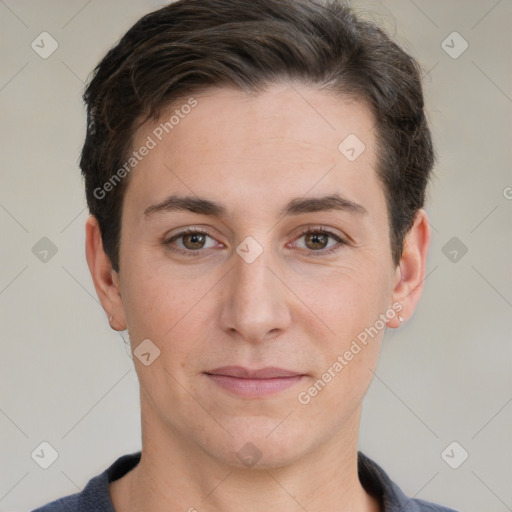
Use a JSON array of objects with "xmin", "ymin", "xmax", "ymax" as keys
[{"xmin": 205, "ymin": 366, "xmax": 304, "ymax": 379}]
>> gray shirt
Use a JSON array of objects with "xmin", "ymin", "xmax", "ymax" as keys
[{"xmin": 32, "ymin": 451, "xmax": 458, "ymax": 511}]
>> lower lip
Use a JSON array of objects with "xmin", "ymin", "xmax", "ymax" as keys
[{"xmin": 205, "ymin": 374, "xmax": 304, "ymax": 398}]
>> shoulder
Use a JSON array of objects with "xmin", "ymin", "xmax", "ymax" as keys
[
  {"xmin": 31, "ymin": 452, "xmax": 142, "ymax": 512},
  {"xmin": 31, "ymin": 492, "xmax": 80, "ymax": 512},
  {"xmin": 403, "ymin": 498, "xmax": 458, "ymax": 512},
  {"xmin": 358, "ymin": 451, "xmax": 458, "ymax": 512}
]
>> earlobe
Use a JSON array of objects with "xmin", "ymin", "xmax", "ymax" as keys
[
  {"xmin": 388, "ymin": 209, "xmax": 431, "ymax": 329},
  {"xmin": 85, "ymin": 215, "xmax": 127, "ymax": 331}
]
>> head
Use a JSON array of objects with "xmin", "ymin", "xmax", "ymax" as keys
[{"xmin": 84, "ymin": 0, "xmax": 433, "ymax": 468}]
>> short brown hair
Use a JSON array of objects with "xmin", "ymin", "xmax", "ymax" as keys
[{"xmin": 81, "ymin": 0, "xmax": 434, "ymax": 271}]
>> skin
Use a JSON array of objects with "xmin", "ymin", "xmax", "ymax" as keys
[{"xmin": 86, "ymin": 82, "xmax": 430, "ymax": 512}]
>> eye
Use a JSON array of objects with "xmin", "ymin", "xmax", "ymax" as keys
[
  {"xmin": 292, "ymin": 226, "xmax": 347, "ymax": 255},
  {"xmin": 164, "ymin": 228, "xmax": 218, "ymax": 255},
  {"xmin": 164, "ymin": 225, "xmax": 347, "ymax": 258}
]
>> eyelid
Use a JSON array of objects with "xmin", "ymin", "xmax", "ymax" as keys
[
  {"xmin": 289, "ymin": 225, "xmax": 348, "ymax": 255},
  {"xmin": 293, "ymin": 224, "xmax": 344, "ymax": 240},
  {"xmin": 164, "ymin": 225, "xmax": 348, "ymax": 257},
  {"xmin": 163, "ymin": 227, "xmax": 219, "ymax": 255}
]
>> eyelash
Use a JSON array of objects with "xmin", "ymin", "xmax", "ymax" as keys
[{"xmin": 164, "ymin": 226, "xmax": 347, "ymax": 258}]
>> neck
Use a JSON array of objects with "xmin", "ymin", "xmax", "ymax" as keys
[{"xmin": 110, "ymin": 401, "xmax": 379, "ymax": 512}]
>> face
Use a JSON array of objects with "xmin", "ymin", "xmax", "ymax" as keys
[{"xmin": 97, "ymin": 83, "xmax": 414, "ymax": 468}]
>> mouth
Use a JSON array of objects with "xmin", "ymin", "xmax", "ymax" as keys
[{"xmin": 204, "ymin": 366, "xmax": 306, "ymax": 398}]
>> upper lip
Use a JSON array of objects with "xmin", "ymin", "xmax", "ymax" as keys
[{"xmin": 205, "ymin": 366, "xmax": 304, "ymax": 379}]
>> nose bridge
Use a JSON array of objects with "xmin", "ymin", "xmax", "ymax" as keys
[
  {"xmin": 234, "ymin": 249, "xmax": 272, "ymax": 306},
  {"xmin": 221, "ymin": 241, "xmax": 290, "ymax": 341}
]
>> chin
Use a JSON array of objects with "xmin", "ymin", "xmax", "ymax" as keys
[{"xmin": 202, "ymin": 418, "xmax": 311, "ymax": 470}]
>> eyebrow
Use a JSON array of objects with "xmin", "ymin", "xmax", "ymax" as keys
[{"xmin": 143, "ymin": 193, "xmax": 367, "ymax": 218}]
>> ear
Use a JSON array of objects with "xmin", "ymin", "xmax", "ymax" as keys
[
  {"xmin": 388, "ymin": 209, "xmax": 431, "ymax": 328},
  {"xmin": 85, "ymin": 215, "xmax": 127, "ymax": 331}
]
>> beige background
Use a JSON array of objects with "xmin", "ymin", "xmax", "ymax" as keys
[{"xmin": 1, "ymin": 0, "xmax": 511, "ymax": 510}]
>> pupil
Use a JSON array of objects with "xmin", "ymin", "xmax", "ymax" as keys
[
  {"xmin": 185, "ymin": 233, "xmax": 204, "ymax": 249},
  {"xmin": 307, "ymin": 233, "xmax": 327, "ymax": 249}
]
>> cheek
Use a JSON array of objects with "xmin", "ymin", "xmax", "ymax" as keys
[
  {"xmin": 291, "ymin": 255, "xmax": 392, "ymax": 336},
  {"xmin": 121, "ymin": 258, "xmax": 193, "ymax": 343},
  {"xmin": 292, "ymin": 255, "xmax": 391, "ymax": 394},
  {"xmin": 120, "ymin": 255, "xmax": 223, "ymax": 371},
  {"xmin": 121, "ymin": 266, "xmax": 207, "ymax": 400},
  {"xmin": 296, "ymin": 286, "xmax": 385, "ymax": 422}
]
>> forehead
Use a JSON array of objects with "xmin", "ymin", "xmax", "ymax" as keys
[
  {"xmin": 158, "ymin": 83, "xmax": 375, "ymax": 158},
  {"xmin": 125, "ymin": 83, "xmax": 383, "ymax": 220}
]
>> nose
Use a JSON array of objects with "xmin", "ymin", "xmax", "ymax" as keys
[{"xmin": 219, "ymin": 245, "xmax": 292, "ymax": 343}]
